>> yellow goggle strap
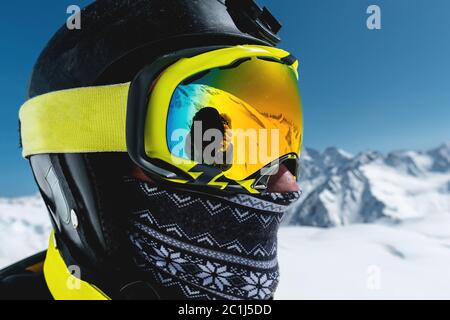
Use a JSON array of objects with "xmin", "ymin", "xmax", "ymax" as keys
[
  {"xmin": 44, "ymin": 231, "xmax": 110, "ymax": 300},
  {"xmin": 20, "ymin": 83, "xmax": 130, "ymax": 158}
]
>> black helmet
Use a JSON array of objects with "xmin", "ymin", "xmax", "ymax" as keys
[{"xmin": 25, "ymin": 0, "xmax": 284, "ymax": 298}]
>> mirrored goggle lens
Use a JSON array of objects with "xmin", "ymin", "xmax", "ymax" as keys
[{"xmin": 166, "ymin": 57, "xmax": 303, "ymax": 181}]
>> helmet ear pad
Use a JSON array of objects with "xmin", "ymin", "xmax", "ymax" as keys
[{"xmin": 30, "ymin": 153, "xmax": 135, "ymax": 271}]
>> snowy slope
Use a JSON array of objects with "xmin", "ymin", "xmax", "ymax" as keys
[
  {"xmin": 0, "ymin": 196, "xmax": 51, "ymax": 268},
  {"xmin": 276, "ymin": 219, "xmax": 450, "ymax": 300},
  {"xmin": 286, "ymin": 143, "xmax": 450, "ymax": 227}
]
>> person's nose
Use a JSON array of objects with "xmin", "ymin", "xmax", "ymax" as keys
[{"xmin": 266, "ymin": 164, "xmax": 300, "ymax": 193}]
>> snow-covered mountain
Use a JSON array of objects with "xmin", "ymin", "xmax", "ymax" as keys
[{"xmin": 285, "ymin": 143, "xmax": 450, "ymax": 227}]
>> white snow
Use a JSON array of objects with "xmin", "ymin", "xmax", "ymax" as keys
[
  {"xmin": 0, "ymin": 196, "xmax": 51, "ymax": 268},
  {"xmin": 277, "ymin": 218, "xmax": 450, "ymax": 300},
  {"xmin": 363, "ymin": 163, "xmax": 450, "ymax": 220}
]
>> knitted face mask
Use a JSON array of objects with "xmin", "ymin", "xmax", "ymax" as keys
[{"xmin": 124, "ymin": 178, "xmax": 300, "ymax": 300}]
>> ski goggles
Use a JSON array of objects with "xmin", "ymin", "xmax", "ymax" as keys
[{"xmin": 20, "ymin": 45, "xmax": 303, "ymax": 195}]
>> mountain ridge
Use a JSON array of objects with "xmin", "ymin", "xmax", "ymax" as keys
[{"xmin": 286, "ymin": 142, "xmax": 450, "ymax": 227}]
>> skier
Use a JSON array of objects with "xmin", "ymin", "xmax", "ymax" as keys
[{"xmin": 0, "ymin": 0, "xmax": 303, "ymax": 300}]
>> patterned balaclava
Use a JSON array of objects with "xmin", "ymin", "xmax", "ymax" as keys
[{"xmin": 124, "ymin": 177, "xmax": 300, "ymax": 300}]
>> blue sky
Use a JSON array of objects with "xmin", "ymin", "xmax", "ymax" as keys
[{"xmin": 1, "ymin": 0, "xmax": 449, "ymax": 196}]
